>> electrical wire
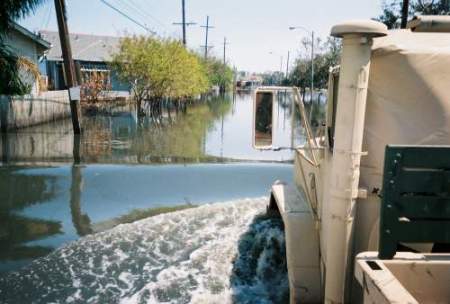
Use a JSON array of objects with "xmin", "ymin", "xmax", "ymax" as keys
[
  {"xmin": 99, "ymin": 0, "xmax": 156, "ymax": 34},
  {"xmin": 120, "ymin": 0, "xmax": 168, "ymax": 31},
  {"xmin": 43, "ymin": 2, "xmax": 53, "ymax": 30},
  {"xmin": 39, "ymin": 2, "xmax": 52, "ymax": 30}
]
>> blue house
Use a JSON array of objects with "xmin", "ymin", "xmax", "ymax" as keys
[{"xmin": 39, "ymin": 31, "xmax": 130, "ymax": 96}]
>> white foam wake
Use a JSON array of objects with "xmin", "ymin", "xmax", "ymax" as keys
[{"xmin": 0, "ymin": 197, "xmax": 288, "ymax": 303}]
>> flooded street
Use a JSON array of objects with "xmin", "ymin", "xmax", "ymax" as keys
[
  {"xmin": 1, "ymin": 93, "xmax": 301, "ymax": 164},
  {"xmin": 0, "ymin": 92, "xmax": 302, "ymax": 302}
]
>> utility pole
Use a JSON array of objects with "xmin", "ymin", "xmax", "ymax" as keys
[
  {"xmin": 401, "ymin": 0, "xmax": 410, "ymax": 29},
  {"xmin": 280, "ymin": 56, "xmax": 283, "ymax": 85},
  {"xmin": 308, "ymin": 31, "xmax": 315, "ymax": 123},
  {"xmin": 286, "ymin": 50, "xmax": 290, "ymax": 77},
  {"xmin": 172, "ymin": 0, "xmax": 196, "ymax": 46},
  {"xmin": 222, "ymin": 37, "xmax": 228, "ymax": 65},
  {"xmin": 200, "ymin": 16, "xmax": 214, "ymax": 59},
  {"xmin": 181, "ymin": 0, "xmax": 186, "ymax": 45},
  {"xmin": 54, "ymin": 0, "xmax": 81, "ymax": 134},
  {"xmin": 311, "ymin": 31, "xmax": 314, "ymax": 106},
  {"xmin": 219, "ymin": 37, "xmax": 229, "ymax": 94}
]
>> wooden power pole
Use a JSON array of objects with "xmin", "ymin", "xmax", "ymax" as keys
[
  {"xmin": 181, "ymin": 0, "xmax": 186, "ymax": 45},
  {"xmin": 54, "ymin": 0, "xmax": 81, "ymax": 134},
  {"xmin": 172, "ymin": 0, "xmax": 196, "ymax": 46},
  {"xmin": 223, "ymin": 37, "xmax": 228, "ymax": 65},
  {"xmin": 401, "ymin": 0, "xmax": 410, "ymax": 29},
  {"xmin": 200, "ymin": 16, "xmax": 214, "ymax": 59},
  {"xmin": 286, "ymin": 50, "xmax": 290, "ymax": 77}
]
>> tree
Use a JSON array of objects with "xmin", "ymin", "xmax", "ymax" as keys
[
  {"xmin": 201, "ymin": 57, "xmax": 234, "ymax": 93},
  {"xmin": 261, "ymin": 71, "xmax": 283, "ymax": 85},
  {"xmin": 288, "ymin": 37, "xmax": 341, "ymax": 92},
  {"xmin": 111, "ymin": 36, "xmax": 209, "ymax": 116},
  {"xmin": 377, "ymin": 0, "xmax": 450, "ymax": 29},
  {"xmin": 0, "ymin": 0, "xmax": 46, "ymax": 95}
]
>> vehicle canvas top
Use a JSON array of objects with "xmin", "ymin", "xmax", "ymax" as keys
[{"xmin": 360, "ymin": 29, "xmax": 450, "ymax": 190}]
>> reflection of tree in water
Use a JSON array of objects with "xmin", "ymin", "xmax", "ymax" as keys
[
  {"xmin": 77, "ymin": 96, "xmax": 233, "ymax": 163},
  {"xmin": 135, "ymin": 96, "xmax": 233, "ymax": 162},
  {"xmin": 81, "ymin": 119, "xmax": 113, "ymax": 159},
  {"xmin": 0, "ymin": 168, "xmax": 62, "ymax": 262},
  {"xmin": 0, "ymin": 214, "xmax": 61, "ymax": 261},
  {"xmin": 277, "ymin": 91, "xmax": 292, "ymax": 110},
  {"xmin": 0, "ymin": 169, "xmax": 59, "ymax": 211}
]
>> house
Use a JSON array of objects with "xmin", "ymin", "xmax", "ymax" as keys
[
  {"xmin": 1, "ymin": 23, "xmax": 72, "ymax": 131},
  {"xmin": 39, "ymin": 31, "xmax": 129, "ymax": 96},
  {"xmin": 2, "ymin": 22, "xmax": 51, "ymax": 94}
]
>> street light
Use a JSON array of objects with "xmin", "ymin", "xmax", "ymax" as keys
[{"xmin": 289, "ymin": 26, "xmax": 314, "ymax": 107}]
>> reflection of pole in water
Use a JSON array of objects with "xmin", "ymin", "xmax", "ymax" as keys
[
  {"xmin": 220, "ymin": 112, "xmax": 224, "ymax": 158},
  {"xmin": 203, "ymin": 124, "xmax": 206, "ymax": 155},
  {"xmin": 291, "ymin": 95, "xmax": 295, "ymax": 148},
  {"xmin": 70, "ymin": 164, "xmax": 92, "ymax": 236},
  {"xmin": 277, "ymin": 92, "xmax": 280, "ymax": 131},
  {"xmin": 73, "ymin": 134, "xmax": 81, "ymax": 163},
  {"xmin": 283, "ymin": 93, "xmax": 287, "ymax": 131}
]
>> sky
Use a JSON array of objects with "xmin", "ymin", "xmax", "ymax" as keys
[{"xmin": 20, "ymin": 0, "xmax": 383, "ymax": 73}]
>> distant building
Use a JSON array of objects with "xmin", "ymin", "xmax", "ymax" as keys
[
  {"xmin": 2, "ymin": 22, "xmax": 51, "ymax": 94},
  {"xmin": 39, "ymin": 31, "xmax": 129, "ymax": 95},
  {"xmin": 236, "ymin": 73, "xmax": 262, "ymax": 90}
]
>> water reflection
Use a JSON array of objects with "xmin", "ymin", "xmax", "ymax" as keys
[
  {"xmin": 0, "ymin": 93, "xmax": 303, "ymax": 164},
  {"xmin": 0, "ymin": 92, "xmax": 307, "ymax": 273},
  {"xmin": 0, "ymin": 162, "xmax": 294, "ymax": 272},
  {"xmin": 206, "ymin": 92, "xmax": 303, "ymax": 161},
  {"xmin": 70, "ymin": 165, "xmax": 92, "ymax": 236},
  {"xmin": 0, "ymin": 167, "xmax": 62, "ymax": 271}
]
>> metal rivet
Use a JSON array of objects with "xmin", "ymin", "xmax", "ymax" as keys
[{"xmin": 385, "ymin": 229, "xmax": 391, "ymax": 234}]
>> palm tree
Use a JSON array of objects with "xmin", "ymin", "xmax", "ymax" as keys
[
  {"xmin": 0, "ymin": 0, "xmax": 46, "ymax": 94},
  {"xmin": 0, "ymin": 0, "xmax": 46, "ymax": 32}
]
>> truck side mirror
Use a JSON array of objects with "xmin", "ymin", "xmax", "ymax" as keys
[{"xmin": 253, "ymin": 90, "xmax": 274, "ymax": 148}]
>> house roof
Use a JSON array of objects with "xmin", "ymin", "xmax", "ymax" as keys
[
  {"xmin": 11, "ymin": 22, "xmax": 51, "ymax": 52},
  {"xmin": 39, "ymin": 31, "xmax": 121, "ymax": 62}
]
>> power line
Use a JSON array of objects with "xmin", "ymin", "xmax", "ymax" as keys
[
  {"xmin": 127, "ymin": 0, "xmax": 169, "ymax": 30},
  {"xmin": 43, "ymin": 4, "xmax": 53, "ymax": 29},
  {"xmin": 113, "ymin": 0, "xmax": 150, "ymax": 24},
  {"xmin": 99, "ymin": 0, "xmax": 156, "ymax": 34},
  {"xmin": 119, "ymin": 0, "xmax": 169, "ymax": 31},
  {"xmin": 40, "ymin": 2, "xmax": 52, "ymax": 30}
]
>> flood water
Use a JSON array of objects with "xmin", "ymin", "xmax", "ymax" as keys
[{"xmin": 0, "ymin": 91, "xmax": 305, "ymax": 303}]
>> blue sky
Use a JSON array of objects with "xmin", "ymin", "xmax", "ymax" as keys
[{"xmin": 20, "ymin": 0, "xmax": 383, "ymax": 72}]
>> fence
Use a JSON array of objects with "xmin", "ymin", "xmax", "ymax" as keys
[{"xmin": 0, "ymin": 90, "xmax": 71, "ymax": 131}]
